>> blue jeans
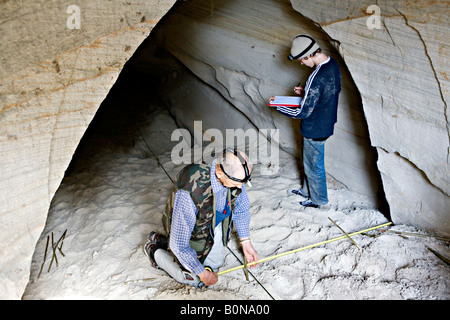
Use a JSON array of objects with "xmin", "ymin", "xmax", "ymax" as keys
[{"xmin": 300, "ymin": 137, "xmax": 328, "ymax": 205}]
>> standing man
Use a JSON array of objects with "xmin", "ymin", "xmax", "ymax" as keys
[
  {"xmin": 270, "ymin": 34, "xmax": 341, "ymax": 208},
  {"xmin": 144, "ymin": 149, "xmax": 258, "ymax": 287}
]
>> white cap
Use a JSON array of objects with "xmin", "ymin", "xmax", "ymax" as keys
[{"xmin": 288, "ymin": 34, "xmax": 320, "ymax": 60}]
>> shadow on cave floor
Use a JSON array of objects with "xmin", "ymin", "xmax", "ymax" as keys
[{"xmin": 25, "ymin": 0, "xmax": 450, "ymax": 302}]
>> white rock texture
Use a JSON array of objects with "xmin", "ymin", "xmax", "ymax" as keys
[
  {"xmin": 291, "ymin": 0, "xmax": 449, "ymax": 234},
  {"xmin": 148, "ymin": 0, "xmax": 383, "ymax": 207},
  {"xmin": 0, "ymin": 0, "xmax": 448, "ymax": 300},
  {"xmin": 0, "ymin": 0, "xmax": 176, "ymax": 299}
]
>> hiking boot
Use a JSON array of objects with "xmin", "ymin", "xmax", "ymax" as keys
[
  {"xmin": 144, "ymin": 231, "xmax": 168, "ymax": 269},
  {"xmin": 300, "ymin": 199, "xmax": 319, "ymax": 208},
  {"xmin": 148, "ymin": 231, "xmax": 168, "ymax": 249}
]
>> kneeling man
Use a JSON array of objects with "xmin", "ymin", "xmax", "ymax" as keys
[{"xmin": 145, "ymin": 148, "xmax": 259, "ymax": 286}]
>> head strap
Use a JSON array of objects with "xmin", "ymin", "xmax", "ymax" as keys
[{"xmin": 219, "ymin": 148, "xmax": 251, "ymax": 183}]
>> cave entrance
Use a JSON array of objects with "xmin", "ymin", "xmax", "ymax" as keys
[{"xmin": 24, "ymin": 0, "xmax": 388, "ymax": 299}]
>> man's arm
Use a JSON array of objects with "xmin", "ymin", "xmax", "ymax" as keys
[
  {"xmin": 233, "ymin": 185, "xmax": 259, "ymax": 267},
  {"xmin": 169, "ymin": 190, "xmax": 206, "ymax": 275},
  {"xmin": 277, "ymin": 65, "xmax": 325, "ymax": 119}
]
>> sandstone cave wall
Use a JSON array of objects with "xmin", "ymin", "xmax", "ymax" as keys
[
  {"xmin": 0, "ymin": 0, "xmax": 448, "ymax": 300},
  {"xmin": 147, "ymin": 0, "xmax": 383, "ymax": 205},
  {"xmin": 143, "ymin": 0, "xmax": 448, "ymax": 236},
  {"xmin": 0, "ymin": 0, "xmax": 176, "ymax": 300},
  {"xmin": 290, "ymin": 0, "xmax": 449, "ymax": 235}
]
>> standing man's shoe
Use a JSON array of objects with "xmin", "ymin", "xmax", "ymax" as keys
[
  {"xmin": 288, "ymin": 189, "xmax": 309, "ymax": 198},
  {"xmin": 300, "ymin": 199, "xmax": 319, "ymax": 208}
]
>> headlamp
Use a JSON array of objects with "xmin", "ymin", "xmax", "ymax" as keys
[{"xmin": 219, "ymin": 148, "xmax": 252, "ymax": 186}]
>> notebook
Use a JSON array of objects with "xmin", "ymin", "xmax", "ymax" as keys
[{"xmin": 268, "ymin": 96, "xmax": 301, "ymax": 107}]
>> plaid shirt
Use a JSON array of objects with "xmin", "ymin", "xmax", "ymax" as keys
[{"xmin": 169, "ymin": 159, "xmax": 251, "ymax": 275}]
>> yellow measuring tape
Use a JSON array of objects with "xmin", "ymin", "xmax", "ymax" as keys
[{"xmin": 218, "ymin": 221, "xmax": 392, "ymax": 276}]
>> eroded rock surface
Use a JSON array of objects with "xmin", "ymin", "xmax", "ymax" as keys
[
  {"xmin": 291, "ymin": 0, "xmax": 449, "ymax": 234},
  {"xmin": 0, "ymin": 0, "xmax": 176, "ymax": 299},
  {"xmin": 1, "ymin": 0, "xmax": 448, "ymax": 300}
]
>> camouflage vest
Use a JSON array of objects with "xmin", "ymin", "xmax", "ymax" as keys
[{"xmin": 162, "ymin": 163, "xmax": 241, "ymax": 263}]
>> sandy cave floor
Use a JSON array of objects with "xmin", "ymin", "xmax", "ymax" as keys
[{"xmin": 23, "ymin": 108, "xmax": 449, "ymax": 300}]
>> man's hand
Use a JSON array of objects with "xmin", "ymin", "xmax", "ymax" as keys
[
  {"xmin": 198, "ymin": 268, "xmax": 218, "ymax": 286},
  {"xmin": 294, "ymin": 85, "xmax": 304, "ymax": 97},
  {"xmin": 241, "ymin": 241, "xmax": 259, "ymax": 268}
]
